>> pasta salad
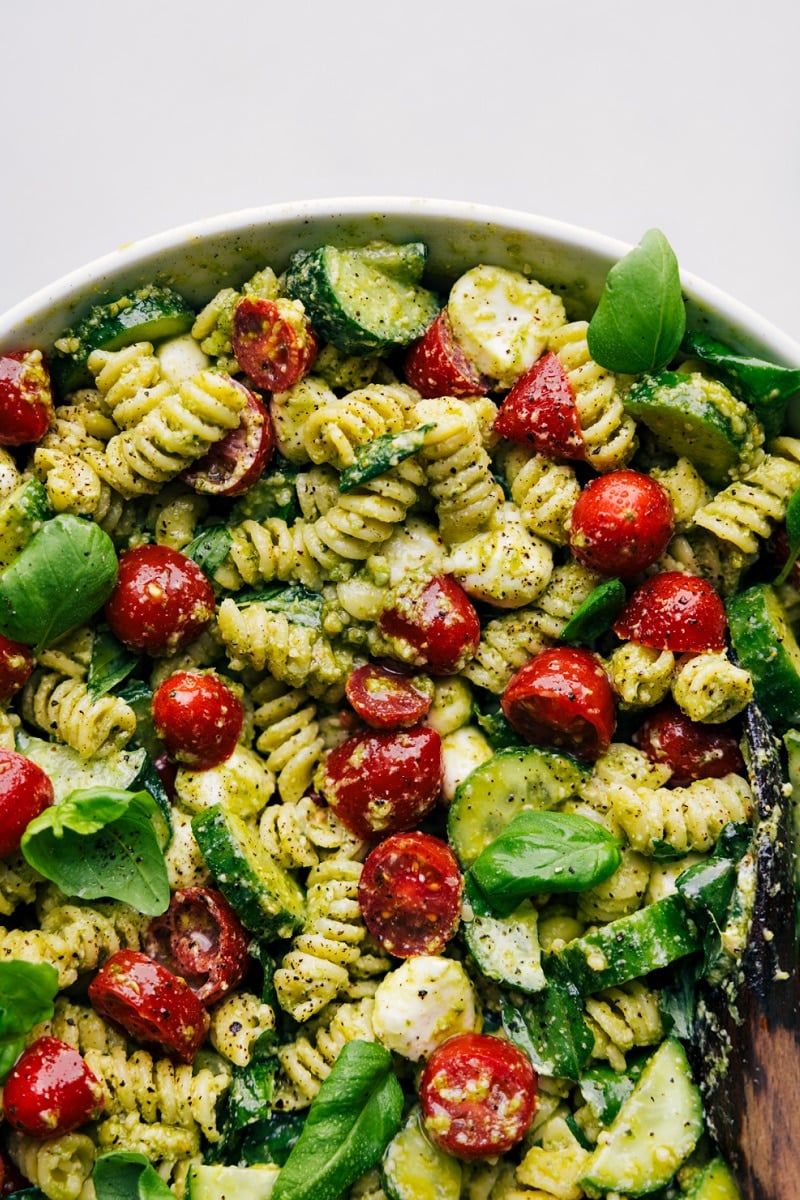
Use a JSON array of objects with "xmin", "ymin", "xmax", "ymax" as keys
[{"xmin": 0, "ymin": 228, "xmax": 798, "ymax": 1200}]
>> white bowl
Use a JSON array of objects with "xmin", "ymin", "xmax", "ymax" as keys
[{"xmin": 2, "ymin": 197, "xmax": 799, "ymax": 369}]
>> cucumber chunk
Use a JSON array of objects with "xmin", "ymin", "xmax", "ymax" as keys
[
  {"xmin": 726, "ymin": 583, "xmax": 800, "ymax": 729},
  {"xmin": 16, "ymin": 729, "xmax": 149, "ymax": 804},
  {"xmin": 682, "ymin": 1159, "xmax": 741, "ymax": 1199},
  {"xmin": 463, "ymin": 877, "xmax": 546, "ymax": 992},
  {"xmin": 554, "ymin": 894, "xmax": 700, "ymax": 994},
  {"xmin": 447, "ymin": 746, "xmax": 588, "ymax": 867},
  {"xmin": 381, "ymin": 1107, "xmax": 462, "ymax": 1200},
  {"xmin": 188, "ymin": 1164, "xmax": 280, "ymax": 1200},
  {"xmin": 580, "ymin": 1038, "xmax": 704, "ymax": 1196},
  {"xmin": 0, "ymin": 478, "xmax": 52, "ymax": 574},
  {"xmin": 624, "ymin": 371, "xmax": 755, "ymax": 485},
  {"xmin": 51, "ymin": 284, "xmax": 195, "ymax": 394},
  {"xmin": 192, "ymin": 804, "xmax": 305, "ymax": 939},
  {"xmin": 283, "ymin": 241, "xmax": 440, "ymax": 355}
]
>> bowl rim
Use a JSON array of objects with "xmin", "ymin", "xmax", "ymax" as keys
[{"xmin": 2, "ymin": 196, "xmax": 799, "ymax": 366}]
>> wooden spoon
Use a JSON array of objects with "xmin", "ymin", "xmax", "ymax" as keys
[{"xmin": 692, "ymin": 700, "xmax": 800, "ymax": 1198}]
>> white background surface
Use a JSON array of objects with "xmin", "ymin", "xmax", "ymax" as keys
[{"xmin": 1, "ymin": 0, "xmax": 798, "ymax": 341}]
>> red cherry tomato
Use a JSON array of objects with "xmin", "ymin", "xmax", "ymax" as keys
[
  {"xmin": 345, "ymin": 662, "xmax": 433, "ymax": 730},
  {"xmin": 501, "ymin": 646, "xmax": 615, "ymax": 762},
  {"xmin": 152, "ymin": 671, "xmax": 243, "ymax": 770},
  {"xmin": 3, "ymin": 1037, "xmax": 106, "ymax": 1138},
  {"xmin": 0, "ymin": 750, "xmax": 54, "ymax": 857},
  {"xmin": 0, "ymin": 350, "xmax": 54, "ymax": 446},
  {"xmin": 359, "ymin": 832, "xmax": 462, "ymax": 957},
  {"xmin": 493, "ymin": 351, "xmax": 586, "ymax": 461},
  {"xmin": 404, "ymin": 309, "xmax": 490, "ymax": 399},
  {"xmin": 232, "ymin": 296, "xmax": 318, "ymax": 392},
  {"xmin": 144, "ymin": 886, "xmax": 252, "ymax": 1004},
  {"xmin": 568, "ymin": 470, "xmax": 674, "ymax": 579},
  {"xmin": 612, "ymin": 572, "xmax": 727, "ymax": 652},
  {"xmin": 104, "ymin": 544, "xmax": 216, "ymax": 657},
  {"xmin": 0, "ymin": 633, "xmax": 34, "ymax": 701},
  {"xmin": 88, "ymin": 949, "xmax": 210, "ymax": 1063},
  {"xmin": 379, "ymin": 575, "xmax": 481, "ymax": 675},
  {"xmin": 182, "ymin": 384, "xmax": 273, "ymax": 496},
  {"xmin": 420, "ymin": 1032, "xmax": 537, "ymax": 1160},
  {"xmin": 633, "ymin": 702, "xmax": 745, "ymax": 786},
  {"xmin": 321, "ymin": 725, "xmax": 443, "ymax": 840}
]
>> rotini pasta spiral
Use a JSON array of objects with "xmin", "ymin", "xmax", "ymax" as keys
[
  {"xmin": 0, "ymin": 854, "xmax": 39, "ymax": 917},
  {"xmin": 94, "ymin": 1111, "xmax": 201, "ymax": 1186},
  {"xmin": 585, "ymin": 981, "xmax": 665, "ymax": 1072},
  {"xmin": 21, "ymin": 669, "xmax": 137, "ymax": 758},
  {"xmin": 444, "ymin": 502, "xmax": 554, "ymax": 609},
  {"xmin": 414, "ymin": 397, "xmax": 503, "ymax": 543},
  {"xmin": 516, "ymin": 1114, "xmax": 591, "ymax": 1199},
  {"xmin": 670, "ymin": 650, "xmax": 754, "ymax": 723},
  {"xmin": 497, "ymin": 443, "xmax": 582, "ymax": 545},
  {"xmin": 576, "ymin": 848, "xmax": 652, "ymax": 924},
  {"xmin": 28, "ymin": 997, "xmax": 126, "ymax": 1055},
  {"xmin": 606, "ymin": 642, "xmax": 676, "ymax": 710},
  {"xmin": 259, "ymin": 793, "xmax": 363, "ymax": 870},
  {"xmin": 208, "ymin": 991, "xmax": 276, "ymax": 1066},
  {"xmin": 693, "ymin": 439, "xmax": 800, "ymax": 554},
  {"xmin": 251, "ymin": 677, "xmax": 326, "ymax": 803},
  {"xmin": 302, "ymin": 383, "xmax": 418, "ymax": 469},
  {"xmin": 274, "ymin": 997, "xmax": 376, "ymax": 1110},
  {"xmin": 650, "ymin": 456, "xmax": 713, "ymax": 531},
  {"xmin": 610, "ymin": 772, "xmax": 753, "ymax": 855},
  {"xmin": 0, "ymin": 900, "xmax": 143, "ymax": 988},
  {"xmin": 7, "ymin": 1132, "xmax": 96, "ymax": 1200}
]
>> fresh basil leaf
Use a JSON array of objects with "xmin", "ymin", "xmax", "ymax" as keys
[
  {"xmin": 501, "ymin": 972, "xmax": 593, "ymax": 1081},
  {"xmin": 473, "ymin": 703, "xmax": 526, "ymax": 750},
  {"xmin": 559, "ymin": 578, "xmax": 627, "ymax": 644},
  {"xmin": 185, "ymin": 524, "xmax": 233, "ymax": 577},
  {"xmin": 338, "ymin": 425, "xmax": 433, "ymax": 493},
  {"xmin": 683, "ymin": 331, "xmax": 800, "ymax": 440},
  {"xmin": 0, "ymin": 514, "xmax": 118, "ymax": 650},
  {"xmin": 0, "ymin": 961, "xmax": 58, "ymax": 1081},
  {"xmin": 87, "ymin": 627, "xmax": 141, "ymax": 700},
  {"xmin": 21, "ymin": 787, "xmax": 170, "ymax": 915},
  {"xmin": 236, "ymin": 584, "xmax": 324, "ymax": 628},
  {"xmin": 115, "ymin": 680, "xmax": 162, "ymax": 760},
  {"xmin": 229, "ymin": 462, "xmax": 299, "ymax": 524},
  {"xmin": 578, "ymin": 1057, "xmax": 646, "ymax": 1127},
  {"xmin": 587, "ymin": 229, "xmax": 686, "ymax": 374},
  {"xmin": 211, "ymin": 1054, "xmax": 280, "ymax": 1164},
  {"xmin": 272, "ymin": 1040, "xmax": 403, "ymax": 1200},
  {"xmin": 93, "ymin": 1153, "xmax": 174, "ymax": 1200},
  {"xmin": 775, "ymin": 486, "xmax": 800, "ymax": 585},
  {"xmin": 240, "ymin": 1112, "xmax": 305, "ymax": 1167},
  {"xmin": 470, "ymin": 810, "xmax": 622, "ymax": 916}
]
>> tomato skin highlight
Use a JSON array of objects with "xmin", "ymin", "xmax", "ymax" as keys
[
  {"xmin": 104, "ymin": 544, "xmax": 216, "ymax": 657},
  {"xmin": 420, "ymin": 1032, "xmax": 537, "ymax": 1160},
  {"xmin": 613, "ymin": 571, "xmax": 727, "ymax": 652},
  {"xmin": 321, "ymin": 725, "xmax": 443, "ymax": 840},
  {"xmin": 152, "ymin": 671, "xmax": 244, "ymax": 770},
  {"xmin": 3, "ymin": 1037, "xmax": 106, "ymax": 1138},
  {"xmin": 633, "ymin": 702, "xmax": 745, "ymax": 786},
  {"xmin": 0, "ymin": 350, "xmax": 54, "ymax": 446},
  {"xmin": 379, "ymin": 575, "xmax": 481, "ymax": 675},
  {"xmin": 345, "ymin": 661, "xmax": 433, "ymax": 730},
  {"xmin": 145, "ymin": 886, "xmax": 252, "ymax": 1004},
  {"xmin": 0, "ymin": 749, "xmax": 54, "ymax": 857},
  {"xmin": 501, "ymin": 647, "xmax": 615, "ymax": 762},
  {"xmin": 493, "ymin": 351, "xmax": 585, "ymax": 461},
  {"xmin": 182, "ymin": 385, "xmax": 273, "ymax": 496},
  {"xmin": 359, "ymin": 832, "xmax": 462, "ymax": 956},
  {"xmin": 568, "ymin": 470, "xmax": 674, "ymax": 579},
  {"xmin": 0, "ymin": 633, "xmax": 34, "ymax": 702},
  {"xmin": 404, "ymin": 309, "xmax": 490, "ymax": 399},
  {"xmin": 232, "ymin": 297, "xmax": 318, "ymax": 392},
  {"xmin": 88, "ymin": 949, "xmax": 210, "ymax": 1063}
]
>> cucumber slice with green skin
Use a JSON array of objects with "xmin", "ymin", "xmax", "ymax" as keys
[
  {"xmin": 16, "ymin": 729, "xmax": 148, "ymax": 802},
  {"xmin": 624, "ymin": 371, "xmax": 755, "ymax": 485},
  {"xmin": 0, "ymin": 478, "xmax": 52, "ymax": 573},
  {"xmin": 682, "ymin": 1159, "xmax": 741, "ymax": 1199},
  {"xmin": 192, "ymin": 804, "xmax": 305, "ymax": 939},
  {"xmin": 726, "ymin": 583, "xmax": 800, "ymax": 730},
  {"xmin": 462, "ymin": 876, "xmax": 546, "ymax": 992},
  {"xmin": 283, "ymin": 241, "xmax": 440, "ymax": 355},
  {"xmin": 381, "ymin": 1107, "xmax": 462, "ymax": 1200},
  {"xmin": 50, "ymin": 284, "xmax": 195, "ymax": 395},
  {"xmin": 187, "ymin": 1164, "xmax": 281, "ymax": 1200},
  {"xmin": 447, "ymin": 746, "xmax": 589, "ymax": 867},
  {"xmin": 579, "ymin": 1038, "xmax": 704, "ymax": 1196},
  {"xmin": 554, "ymin": 894, "xmax": 700, "ymax": 994}
]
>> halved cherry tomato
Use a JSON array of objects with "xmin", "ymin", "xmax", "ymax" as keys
[
  {"xmin": 501, "ymin": 646, "xmax": 615, "ymax": 762},
  {"xmin": 145, "ymin": 886, "xmax": 252, "ymax": 1004},
  {"xmin": 379, "ymin": 575, "xmax": 481, "ymax": 675},
  {"xmin": 0, "ymin": 350, "xmax": 54, "ymax": 446},
  {"xmin": 3, "ymin": 1037, "xmax": 106, "ymax": 1138},
  {"xmin": 404, "ymin": 309, "xmax": 490, "ymax": 398},
  {"xmin": 0, "ymin": 749, "xmax": 54, "ymax": 857},
  {"xmin": 345, "ymin": 662, "xmax": 434, "ymax": 730},
  {"xmin": 358, "ymin": 832, "xmax": 463, "ymax": 956},
  {"xmin": 420, "ymin": 1032, "xmax": 537, "ymax": 1160},
  {"xmin": 182, "ymin": 385, "xmax": 273, "ymax": 496},
  {"xmin": 613, "ymin": 572, "xmax": 727, "ymax": 652},
  {"xmin": 568, "ymin": 470, "xmax": 674, "ymax": 579},
  {"xmin": 104, "ymin": 544, "xmax": 216, "ymax": 657},
  {"xmin": 88, "ymin": 949, "xmax": 210, "ymax": 1063},
  {"xmin": 0, "ymin": 633, "xmax": 34, "ymax": 701},
  {"xmin": 152, "ymin": 671, "xmax": 244, "ymax": 770},
  {"xmin": 321, "ymin": 725, "xmax": 443, "ymax": 840},
  {"xmin": 493, "ymin": 351, "xmax": 585, "ymax": 461},
  {"xmin": 633, "ymin": 702, "xmax": 745, "ymax": 786},
  {"xmin": 232, "ymin": 296, "xmax": 318, "ymax": 392}
]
